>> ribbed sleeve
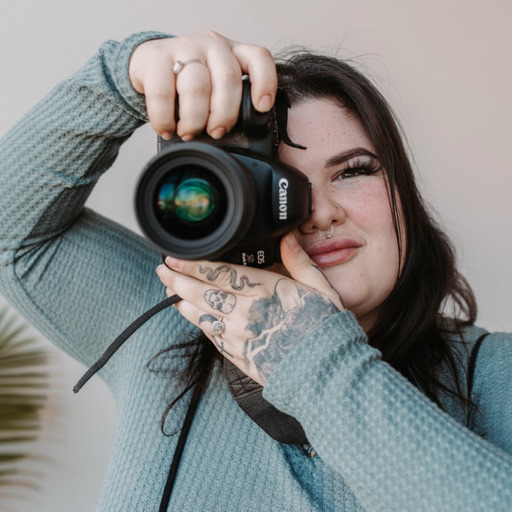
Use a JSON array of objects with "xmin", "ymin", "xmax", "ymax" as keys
[
  {"xmin": 264, "ymin": 311, "xmax": 512, "ymax": 511},
  {"xmin": 471, "ymin": 333, "xmax": 512, "ymax": 455},
  {"xmin": 0, "ymin": 31, "xmax": 167, "ymax": 252},
  {"xmin": 0, "ymin": 32, "xmax": 173, "ymax": 373}
]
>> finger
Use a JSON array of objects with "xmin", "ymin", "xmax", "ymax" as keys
[
  {"xmin": 174, "ymin": 298, "xmax": 219, "ymax": 338},
  {"xmin": 157, "ymin": 262, "xmax": 241, "ymax": 315},
  {"xmin": 173, "ymin": 298, "xmax": 210, "ymax": 329},
  {"xmin": 280, "ymin": 233, "xmax": 345, "ymax": 309},
  {"xmin": 204, "ymin": 51, "xmax": 244, "ymax": 138},
  {"xmin": 175, "ymin": 300, "xmax": 238, "ymax": 360},
  {"xmin": 232, "ymin": 42, "xmax": 277, "ymax": 112},
  {"xmin": 174, "ymin": 62, "xmax": 212, "ymax": 140},
  {"xmin": 141, "ymin": 60, "xmax": 178, "ymax": 138},
  {"xmin": 164, "ymin": 256, "xmax": 264, "ymax": 296}
]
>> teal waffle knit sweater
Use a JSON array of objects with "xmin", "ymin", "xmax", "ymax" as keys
[{"xmin": 0, "ymin": 32, "xmax": 511, "ymax": 511}]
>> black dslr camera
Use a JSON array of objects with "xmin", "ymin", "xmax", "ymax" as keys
[{"xmin": 135, "ymin": 80, "xmax": 311, "ymax": 268}]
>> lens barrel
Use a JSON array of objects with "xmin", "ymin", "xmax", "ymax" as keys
[{"xmin": 135, "ymin": 142, "xmax": 255, "ymax": 260}]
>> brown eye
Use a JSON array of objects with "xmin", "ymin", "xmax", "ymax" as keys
[
  {"xmin": 338, "ymin": 169, "xmax": 364, "ymax": 180},
  {"xmin": 336, "ymin": 157, "xmax": 381, "ymax": 181}
]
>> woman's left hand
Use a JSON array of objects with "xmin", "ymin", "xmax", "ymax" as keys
[{"xmin": 156, "ymin": 233, "xmax": 345, "ymax": 386}]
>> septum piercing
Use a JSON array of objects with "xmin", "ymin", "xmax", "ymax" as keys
[
  {"xmin": 311, "ymin": 202, "xmax": 337, "ymax": 238},
  {"xmin": 318, "ymin": 225, "xmax": 334, "ymax": 239}
]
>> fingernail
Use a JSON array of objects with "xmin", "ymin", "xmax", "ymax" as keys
[
  {"xmin": 180, "ymin": 133, "xmax": 194, "ymax": 142},
  {"xmin": 285, "ymin": 233, "xmax": 301, "ymax": 252},
  {"xmin": 156, "ymin": 264, "xmax": 165, "ymax": 277},
  {"xmin": 258, "ymin": 94, "xmax": 273, "ymax": 112},
  {"xmin": 160, "ymin": 131, "xmax": 172, "ymax": 140},
  {"xmin": 165, "ymin": 255, "xmax": 179, "ymax": 268},
  {"xmin": 210, "ymin": 127, "xmax": 226, "ymax": 140}
]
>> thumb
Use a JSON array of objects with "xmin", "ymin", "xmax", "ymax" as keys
[{"xmin": 280, "ymin": 233, "xmax": 345, "ymax": 310}]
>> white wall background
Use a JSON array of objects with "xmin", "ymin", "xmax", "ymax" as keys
[{"xmin": 0, "ymin": 1, "xmax": 510, "ymax": 510}]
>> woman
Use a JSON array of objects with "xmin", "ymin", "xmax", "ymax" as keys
[{"xmin": 0, "ymin": 30, "xmax": 510, "ymax": 511}]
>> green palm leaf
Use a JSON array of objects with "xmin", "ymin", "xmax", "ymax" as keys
[{"xmin": 0, "ymin": 305, "xmax": 48, "ymax": 498}]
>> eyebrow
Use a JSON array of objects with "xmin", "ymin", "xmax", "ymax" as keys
[{"xmin": 324, "ymin": 148, "xmax": 379, "ymax": 168}]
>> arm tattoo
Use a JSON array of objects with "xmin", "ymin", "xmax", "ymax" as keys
[
  {"xmin": 199, "ymin": 265, "xmax": 260, "ymax": 290},
  {"xmin": 244, "ymin": 279, "xmax": 340, "ymax": 382}
]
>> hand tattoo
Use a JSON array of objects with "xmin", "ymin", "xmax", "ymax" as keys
[
  {"xmin": 199, "ymin": 265, "xmax": 260, "ymax": 290},
  {"xmin": 204, "ymin": 289, "xmax": 236, "ymax": 314},
  {"xmin": 199, "ymin": 314, "xmax": 233, "ymax": 357},
  {"xmin": 244, "ymin": 279, "xmax": 340, "ymax": 382}
]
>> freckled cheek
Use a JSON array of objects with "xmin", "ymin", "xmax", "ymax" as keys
[{"xmin": 354, "ymin": 184, "xmax": 395, "ymax": 233}]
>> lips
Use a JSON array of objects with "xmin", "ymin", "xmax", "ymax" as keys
[{"xmin": 306, "ymin": 238, "xmax": 361, "ymax": 268}]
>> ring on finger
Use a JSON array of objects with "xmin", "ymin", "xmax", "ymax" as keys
[
  {"xmin": 212, "ymin": 317, "xmax": 225, "ymax": 337},
  {"xmin": 173, "ymin": 59, "xmax": 205, "ymax": 74}
]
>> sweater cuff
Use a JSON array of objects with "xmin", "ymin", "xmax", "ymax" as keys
[
  {"xmin": 101, "ymin": 31, "xmax": 172, "ymax": 121},
  {"xmin": 263, "ymin": 310, "xmax": 379, "ymax": 420}
]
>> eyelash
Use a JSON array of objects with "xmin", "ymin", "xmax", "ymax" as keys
[{"xmin": 336, "ymin": 157, "xmax": 382, "ymax": 180}]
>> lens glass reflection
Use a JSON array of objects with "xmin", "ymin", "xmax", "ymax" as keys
[{"xmin": 154, "ymin": 166, "xmax": 227, "ymax": 239}]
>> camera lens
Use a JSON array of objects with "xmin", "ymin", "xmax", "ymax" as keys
[
  {"xmin": 135, "ymin": 143, "xmax": 255, "ymax": 260},
  {"xmin": 167, "ymin": 178, "xmax": 215, "ymax": 222},
  {"xmin": 154, "ymin": 165, "xmax": 227, "ymax": 239}
]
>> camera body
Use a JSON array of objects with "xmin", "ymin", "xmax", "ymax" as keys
[{"xmin": 135, "ymin": 80, "xmax": 311, "ymax": 268}]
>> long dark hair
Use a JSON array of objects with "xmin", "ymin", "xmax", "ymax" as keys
[
  {"xmin": 157, "ymin": 50, "xmax": 477, "ymax": 416},
  {"xmin": 275, "ymin": 51, "xmax": 477, "ymax": 408}
]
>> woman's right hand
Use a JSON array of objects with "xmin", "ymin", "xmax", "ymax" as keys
[{"xmin": 128, "ymin": 31, "xmax": 278, "ymax": 141}]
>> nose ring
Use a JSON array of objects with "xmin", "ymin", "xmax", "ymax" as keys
[
  {"xmin": 318, "ymin": 225, "xmax": 334, "ymax": 239},
  {"xmin": 326, "ymin": 225, "xmax": 334, "ymax": 239}
]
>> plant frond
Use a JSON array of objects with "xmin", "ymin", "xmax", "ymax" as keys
[{"xmin": 0, "ymin": 306, "xmax": 49, "ymax": 495}]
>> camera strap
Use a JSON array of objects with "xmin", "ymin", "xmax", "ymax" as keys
[
  {"xmin": 73, "ymin": 291, "xmax": 308, "ymax": 510},
  {"xmin": 224, "ymin": 359, "xmax": 308, "ymax": 445},
  {"xmin": 73, "ymin": 294, "xmax": 182, "ymax": 393},
  {"xmin": 72, "ymin": 294, "xmax": 188, "ymax": 510}
]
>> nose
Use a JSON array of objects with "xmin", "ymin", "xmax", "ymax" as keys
[{"xmin": 299, "ymin": 186, "xmax": 345, "ymax": 234}]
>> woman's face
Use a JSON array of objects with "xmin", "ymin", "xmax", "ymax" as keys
[{"xmin": 278, "ymin": 97, "xmax": 402, "ymax": 331}]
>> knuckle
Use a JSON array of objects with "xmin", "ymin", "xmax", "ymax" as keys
[
  {"xmin": 149, "ymin": 86, "xmax": 172, "ymax": 101},
  {"xmin": 145, "ymin": 39, "xmax": 173, "ymax": 64},
  {"xmin": 212, "ymin": 269, "xmax": 234, "ymax": 289},
  {"xmin": 200, "ymin": 29, "xmax": 228, "ymax": 45},
  {"xmin": 251, "ymin": 45, "xmax": 273, "ymax": 61},
  {"xmin": 186, "ymin": 80, "xmax": 210, "ymax": 97},
  {"xmin": 222, "ymin": 67, "xmax": 243, "ymax": 84}
]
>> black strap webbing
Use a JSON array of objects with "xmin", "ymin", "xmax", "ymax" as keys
[
  {"xmin": 73, "ymin": 294, "xmax": 182, "ymax": 393},
  {"xmin": 467, "ymin": 332, "xmax": 489, "ymax": 399},
  {"xmin": 72, "ymin": 292, "xmax": 201, "ymax": 511},
  {"xmin": 466, "ymin": 332, "xmax": 489, "ymax": 427},
  {"xmin": 159, "ymin": 384, "xmax": 202, "ymax": 511}
]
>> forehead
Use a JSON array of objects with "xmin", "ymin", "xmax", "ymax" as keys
[{"xmin": 279, "ymin": 97, "xmax": 375, "ymax": 168}]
